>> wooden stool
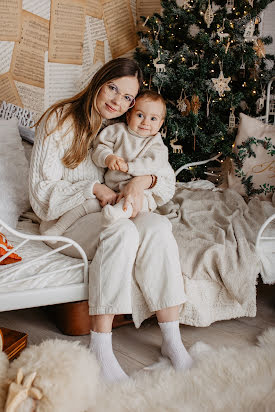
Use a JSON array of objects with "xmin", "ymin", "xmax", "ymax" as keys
[
  {"xmin": 0, "ymin": 327, "xmax": 28, "ymax": 360},
  {"xmin": 47, "ymin": 301, "xmax": 133, "ymax": 336}
]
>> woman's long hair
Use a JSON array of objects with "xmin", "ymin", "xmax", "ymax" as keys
[{"xmin": 36, "ymin": 58, "xmax": 143, "ymax": 169}]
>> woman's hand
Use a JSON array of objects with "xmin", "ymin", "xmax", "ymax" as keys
[
  {"xmin": 93, "ymin": 183, "xmax": 117, "ymax": 207},
  {"xmin": 116, "ymin": 176, "xmax": 152, "ymax": 217}
]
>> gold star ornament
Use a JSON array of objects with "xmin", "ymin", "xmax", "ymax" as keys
[{"xmin": 212, "ymin": 70, "xmax": 231, "ymax": 97}]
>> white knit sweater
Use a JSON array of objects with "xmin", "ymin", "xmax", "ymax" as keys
[
  {"xmin": 92, "ymin": 123, "xmax": 173, "ymax": 192},
  {"xmin": 29, "ymin": 115, "xmax": 176, "ymax": 222}
]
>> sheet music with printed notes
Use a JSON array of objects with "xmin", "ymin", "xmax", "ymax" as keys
[
  {"xmin": 0, "ymin": 73, "xmax": 23, "ymax": 107},
  {"xmin": 102, "ymin": 0, "xmax": 137, "ymax": 59},
  {"xmin": 48, "ymin": 0, "xmax": 86, "ymax": 65},
  {"xmin": 0, "ymin": 0, "xmax": 22, "ymax": 41},
  {"xmin": 10, "ymin": 11, "xmax": 49, "ymax": 88}
]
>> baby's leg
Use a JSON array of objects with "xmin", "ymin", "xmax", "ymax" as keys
[
  {"xmin": 101, "ymin": 199, "xmax": 133, "ymax": 227},
  {"xmin": 44, "ymin": 199, "xmax": 101, "ymax": 238}
]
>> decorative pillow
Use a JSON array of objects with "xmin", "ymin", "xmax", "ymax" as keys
[
  {"xmin": 227, "ymin": 113, "xmax": 275, "ymax": 199},
  {"xmin": 0, "ymin": 232, "xmax": 22, "ymax": 265},
  {"xmin": 0, "ymin": 118, "xmax": 30, "ymax": 228}
]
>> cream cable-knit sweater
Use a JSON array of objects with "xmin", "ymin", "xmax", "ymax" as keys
[{"xmin": 29, "ymin": 115, "xmax": 175, "ymax": 222}]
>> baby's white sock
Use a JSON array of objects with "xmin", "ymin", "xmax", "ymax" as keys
[
  {"xmin": 89, "ymin": 330, "xmax": 128, "ymax": 383},
  {"xmin": 159, "ymin": 320, "xmax": 193, "ymax": 371},
  {"xmin": 102, "ymin": 199, "xmax": 133, "ymax": 226}
]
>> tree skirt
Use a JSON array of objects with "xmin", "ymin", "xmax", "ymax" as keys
[{"xmin": 1, "ymin": 328, "xmax": 275, "ymax": 412}]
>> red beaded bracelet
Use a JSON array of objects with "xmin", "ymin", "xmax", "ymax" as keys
[{"xmin": 149, "ymin": 175, "xmax": 157, "ymax": 189}]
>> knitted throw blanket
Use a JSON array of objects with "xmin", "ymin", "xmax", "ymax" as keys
[{"xmin": 132, "ymin": 184, "xmax": 275, "ymax": 327}]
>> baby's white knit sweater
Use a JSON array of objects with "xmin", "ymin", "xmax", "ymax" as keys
[
  {"xmin": 29, "ymin": 116, "xmax": 175, "ymax": 222},
  {"xmin": 92, "ymin": 123, "xmax": 173, "ymax": 192}
]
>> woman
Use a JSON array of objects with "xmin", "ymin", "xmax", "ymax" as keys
[{"xmin": 29, "ymin": 58, "xmax": 193, "ymax": 382}]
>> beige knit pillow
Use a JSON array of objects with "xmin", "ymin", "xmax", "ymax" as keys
[{"xmin": 227, "ymin": 113, "xmax": 275, "ymax": 199}]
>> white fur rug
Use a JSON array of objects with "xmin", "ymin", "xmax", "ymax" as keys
[{"xmin": 1, "ymin": 328, "xmax": 275, "ymax": 412}]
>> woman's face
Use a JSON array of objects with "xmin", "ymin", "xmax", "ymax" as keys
[{"xmin": 96, "ymin": 76, "xmax": 139, "ymax": 119}]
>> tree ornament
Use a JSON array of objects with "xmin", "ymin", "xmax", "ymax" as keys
[
  {"xmin": 204, "ymin": 1, "xmax": 214, "ymax": 29},
  {"xmin": 240, "ymin": 58, "xmax": 246, "ymax": 78},
  {"xmin": 254, "ymin": 16, "xmax": 261, "ymax": 31},
  {"xmin": 191, "ymin": 94, "xmax": 201, "ymax": 115},
  {"xmin": 253, "ymin": 39, "xmax": 266, "ymax": 58},
  {"xmin": 226, "ymin": 0, "xmax": 234, "ymax": 13},
  {"xmin": 228, "ymin": 107, "xmax": 236, "ymax": 131},
  {"xmin": 217, "ymin": 27, "xmax": 229, "ymax": 41},
  {"xmin": 217, "ymin": 19, "xmax": 229, "ymax": 42},
  {"xmin": 224, "ymin": 39, "xmax": 231, "ymax": 54},
  {"xmin": 170, "ymin": 132, "xmax": 183, "ymax": 153},
  {"xmin": 177, "ymin": 90, "xmax": 188, "ymax": 112},
  {"xmin": 161, "ymin": 125, "xmax": 167, "ymax": 139},
  {"xmin": 188, "ymin": 24, "xmax": 200, "ymax": 38},
  {"xmin": 256, "ymin": 90, "xmax": 266, "ymax": 113},
  {"xmin": 192, "ymin": 127, "xmax": 198, "ymax": 151},
  {"xmin": 153, "ymin": 50, "xmax": 166, "ymax": 73},
  {"xmin": 244, "ymin": 20, "xmax": 256, "ymax": 42},
  {"xmin": 176, "ymin": 0, "xmax": 192, "ymax": 10},
  {"xmin": 206, "ymin": 93, "xmax": 211, "ymax": 117},
  {"xmin": 212, "ymin": 69, "xmax": 231, "ymax": 97},
  {"xmin": 180, "ymin": 97, "xmax": 191, "ymax": 116}
]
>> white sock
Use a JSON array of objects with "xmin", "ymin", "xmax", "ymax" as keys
[
  {"xmin": 102, "ymin": 199, "xmax": 133, "ymax": 227},
  {"xmin": 159, "ymin": 320, "xmax": 193, "ymax": 371},
  {"xmin": 89, "ymin": 330, "xmax": 128, "ymax": 383}
]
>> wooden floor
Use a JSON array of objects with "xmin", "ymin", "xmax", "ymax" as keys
[{"xmin": 0, "ymin": 282, "xmax": 274, "ymax": 375}]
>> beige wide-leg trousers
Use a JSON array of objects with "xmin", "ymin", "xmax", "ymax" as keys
[{"xmin": 40, "ymin": 212, "xmax": 186, "ymax": 318}]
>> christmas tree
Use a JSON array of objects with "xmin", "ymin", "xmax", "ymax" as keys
[{"xmin": 134, "ymin": 0, "xmax": 275, "ymax": 181}]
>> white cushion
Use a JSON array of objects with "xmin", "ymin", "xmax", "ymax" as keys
[
  {"xmin": 0, "ymin": 118, "xmax": 30, "ymax": 228},
  {"xmin": 227, "ymin": 113, "xmax": 275, "ymax": 199}
]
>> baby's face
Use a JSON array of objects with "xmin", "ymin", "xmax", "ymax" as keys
[{"xmin": 127, "ymin": 98, "xmax": 164, "ymax": 137}]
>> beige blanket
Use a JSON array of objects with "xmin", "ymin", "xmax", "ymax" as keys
[{"xmin": 133, "ymin": 184, "xmax": 275, "ymax": 327}]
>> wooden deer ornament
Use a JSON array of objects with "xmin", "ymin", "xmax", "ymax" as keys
[{"xmin": 170, "ymin": 135, "xmax": 183, "ymax": 154}]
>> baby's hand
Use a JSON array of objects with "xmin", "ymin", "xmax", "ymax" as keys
[
  {"xmin": 105, "ymin": 154, "xmax": 125, "ymax": 171},
  {"xmin": 117, "ymin": 159, "xmax": 129, "ymax": 173}
]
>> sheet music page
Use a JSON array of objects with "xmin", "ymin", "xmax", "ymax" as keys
[
  {"xmin": 48, "ymin": 0, "xmax": 86, "ymax": 65},
  {"xmin": 86, "ymin": 0, "xmax": 103, "ymax": 19},
  {"xmin": 86, "ymin": 16, "xmax": 112, "ymax": 62},
  {"xmin": 0, "ymin": 73, "xmax": 22, "ymax": 107},
  {"xmin": 44, "ymin": 52, "xmax": 82, "ymax": 110},
  {"xmin": 10, "ymin": 11, "xmax": 49, "ymax": 88},
  {"xmin": 15, "ymin": 81, "xmax": 44, "ymax": 121},
  {"xmin": 82, "ymin": 16, "xmax": 94, "ymax": 71},
  {"xmin": 0, "ymin": 42, "xmax": 14, "ymax": 75},
  {"xmin": 22, "ymin": 0, "xmax": 51, "ymax": 20},
  {"xmin": 102, "ymin": 0, "xmax": 137, "ymax": 59},
  {"xmin": 136, "ymin": 0, "xmax": 161, "ymax": 28},
  {"xmin": 93, "ymin": 40, "xmax": 105, "ymax": 64},
  {"xmin": 0, "ymin": 0, "xmax": 22, "ymax": 41}
]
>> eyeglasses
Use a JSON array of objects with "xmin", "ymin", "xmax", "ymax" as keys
[{"xmin": 103, "ymin": 83, "xmax": 135, "ymax": 108}]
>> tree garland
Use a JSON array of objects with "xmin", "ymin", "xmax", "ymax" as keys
[{"xmin": 232, "ymin": 136, "xmax": 275, "ymax": 197}]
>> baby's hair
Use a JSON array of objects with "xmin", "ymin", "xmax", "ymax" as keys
[{"xmin": 135, "ymin": 89, "xmax": 167, "ymax": 118}]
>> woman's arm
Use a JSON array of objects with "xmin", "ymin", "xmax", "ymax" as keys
[
  {"xmin": 29, "ymin": 119, "xmax": 102, "ymax": 221},
  {"xmin": 116, "ymin": 165, "xmax": 175, "ymax": 217},
  {"xmin": 116, "ymin": 175, "xmax": 152, "ymax": 217}
]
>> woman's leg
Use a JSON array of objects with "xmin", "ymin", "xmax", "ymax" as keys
[
  {"xmin": 43, "ymin": 213, "xmax": 139, "ymax": 382},
  {"xmin": 132, "ymin": 212, "xmax": 193, "ymax": 371},
  {"xmin": 156, "ymin": 305, "xmax": 193, "ymax": 370},
  {"xmin": 88, "ymin": 218, "xmax": 140, "ymax": 382}
]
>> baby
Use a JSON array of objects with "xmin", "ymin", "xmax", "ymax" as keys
[{"xmin": 44, "ymin": 90, "xmax": 174, "ymax": 237}]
